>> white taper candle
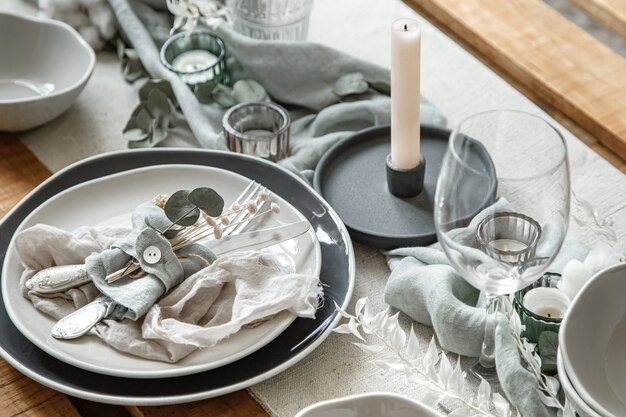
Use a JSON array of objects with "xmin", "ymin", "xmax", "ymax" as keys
[{"xmin": 390, "ymin": 18, "xmax": 421, "ymax": 170}]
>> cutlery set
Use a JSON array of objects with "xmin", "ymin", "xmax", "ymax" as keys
[{"xmin": 43, "ymin": 221, "xmax": 310, "ymax": 339}]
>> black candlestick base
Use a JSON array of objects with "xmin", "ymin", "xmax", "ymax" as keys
[
  {"xmin": 313, "ymin": 125, "xmax": 497, "ymax": 249},
  {"xmin": 386, "ymin": 154, "xmax": 425, "ymax": 198}
]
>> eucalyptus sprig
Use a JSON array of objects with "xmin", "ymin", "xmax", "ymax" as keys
[
  {"xmin": 123, "ymin": 78, "xmax": 270, "ymax": 148},
  {"xmin": 334, "ymin": 298, "xmax": 513, "ymax": 417},
  {"xmin": 333, "ymin": 72, "xmax": 391, "ymax": 98},
  {"xmin": 123, "ymin": 80, "xmax": 187, "ymax": 149},
  {"xmin": 106, "ymin": 185, "xmax": 280, "ymax": 283}
]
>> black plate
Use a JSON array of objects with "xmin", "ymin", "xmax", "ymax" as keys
[
  {"xmin": 313, "ymin": 125, "xmax": 496, "ymax": 249},
  {"xmin": 0, "ymin": 149, "xmax": 354, "ymax": 405}
]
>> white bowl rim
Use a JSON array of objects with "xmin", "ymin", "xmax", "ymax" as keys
[
  {"xmin": 294, "ymin": 392, "xmax": 444, "ymax": 417},
  {"xmin": 0, "ymin": 11, "xmax": 96, "ymax": 105},
  {"xmin": 559, "ymin": 261, "xmax": 626, "ymax": 417},
  {"xmin": 557, "ymin": 349, "xmax": 603, "ymax": 417}
]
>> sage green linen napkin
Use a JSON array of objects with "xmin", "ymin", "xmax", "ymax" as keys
[
  {"xmin": 86, "ymin": 201, "xmax": 215, "ymax": 320},
  {"xmin": 385, "ymin": 200, "xmax": 589, "ymax": 417},
  {"xmin": 108, "ymin": 0, "xmax": 446, "ymax": 181}
]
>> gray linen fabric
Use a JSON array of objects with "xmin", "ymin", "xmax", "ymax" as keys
[{"xmin": 385, "ymin": 200, "xmax": 589, "ymax": 416}]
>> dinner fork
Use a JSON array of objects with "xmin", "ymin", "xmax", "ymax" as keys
[{"xmin": 221, "ymin": 181, "xmax": 270, "ymax": 238}]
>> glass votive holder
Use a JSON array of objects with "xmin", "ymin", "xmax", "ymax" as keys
[
  {"xmin": 226, "ymin": 0, "xmax": 314, "ymax": 40},
  {"xmin": 476, "ymin": 212, "xmax": 542, "ymax": 264},
  {"xmin": 222, "ymin": 101, "xmax": 290, "ymax": 162},
  {"xmin": 160, "ymin": 31, "xmax": 229, "ymax": 86},
  {"xmin": 513, "ymin": 273, "xmax": 568, "ymax": 344}
]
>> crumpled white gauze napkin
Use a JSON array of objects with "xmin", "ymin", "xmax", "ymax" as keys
[{"xmin": 16, "ymin": 224, "xmax": 321, "ymax": 363}]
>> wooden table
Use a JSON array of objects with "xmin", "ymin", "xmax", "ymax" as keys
[{"xmin": 1, "ymin": 0, "xmax": 625, "ymax": 415}]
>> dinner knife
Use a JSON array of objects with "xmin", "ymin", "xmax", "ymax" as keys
[
  {"xmin": 27, "ymin": 220, "xmax": 310, "ymax": 295},
  {"xmin": 49, "ymin": 220, "xmax": 311, "ymax": 339}
]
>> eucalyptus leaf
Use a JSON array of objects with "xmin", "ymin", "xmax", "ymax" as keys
[
  {"xmin": 333, "ymin": 72, "xmax": 368, "ymax": 97},
  {"xmin": 164, "ymin": 190, "xmax": 201, "ymax": 227},
  {"xmin": 146, "ymin": 89, "xmax": 171, "ymax": 119},
  {"xmin": 368, "ymin": 80, "xmax": 391, "ymax": 95},
  {"xmin": 151, "ymin": 125, "xmax": 168, "ymax": 145},
  {"xmin": 123, "ymin": 60, "xmax": 147, "ymax": 83},
  {"xmin": 128, "ymin": 137, "xmax": 154, "ymax": 149},
  {"xmin": 212, "ymin": 84, "xmax": 237, "ymax": 108},
  {"xmin": 116, "ymin": 38, "xmax": 125, "ymax": 59},
  {"xmin": 233, "ymin": 79, "xmax": 268, "ymax": 103},
  {"xmin": 117, "ymin": 39, "xmax": 148, "ymax": 83},
  {"xmin": 123, "ymin": 128, "xmax": 149, "ymax": 142},
  {"xmin": 139, "ymin": 79, "xmax": 177, "ymax": 106},
  {"xmin": 163, "ymin": 228, "xmax": 183, "ymax": 239},
  {"xmin": 194, "ymin": 80, "xmax": 217, "ymax": 104},
  {"xmin": 136, "ymin": 108, "xmax": 153, "ymax": 132},
  {"xmin": 187, "ymin": 187, "xmax": 224, "ymax": 216},
  {"xmin": 125, "ymin": 48, "xmax": 139, "ymax": 60},
  {"xmin": 538, "ymin": 331, "xmax": 559, "ymax": 373}
]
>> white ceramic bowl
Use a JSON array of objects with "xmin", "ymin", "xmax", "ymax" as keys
[
  {"xmin": 560, "ymin": 262, "xmax": 626, "ymax": 417},
  {"xmin": 295, "ymin": 392, "xmax": 444, "ymax": 417},
  {"xmin": 557, "ymin": 350, "xmax": 602, "ymax": 417},
  {"xmin": 0, "ymin": 12, "xmax": 95, "ymax": 131}
]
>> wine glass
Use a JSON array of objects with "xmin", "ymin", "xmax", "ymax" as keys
[{"xmin": 434, "ymin": 109, "xmax": 570, "ymax": 384}]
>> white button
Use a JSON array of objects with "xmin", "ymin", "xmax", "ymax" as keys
[{"xmin": 143, "ymin": 246, "xmax": 161, "ymax": 264}]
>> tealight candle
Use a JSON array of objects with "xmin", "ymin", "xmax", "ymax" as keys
[
  {"xmin": 489, "ymin": 238, "xmax": 529, "ymax": 252},
  {"xmin": 171, "ymin": 50, "xmax": 219, "ymax": 74},
  {"xmin": 522, "ymin": 287, "xmax": 570, "ymax": 319}
]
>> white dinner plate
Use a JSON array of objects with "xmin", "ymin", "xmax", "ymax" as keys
[{"xmin": 1, "ymin": 164, "xmax": 321, "ymax": 379}]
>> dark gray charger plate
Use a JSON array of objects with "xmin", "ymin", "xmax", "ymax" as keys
[
  {"xmin": 314, "ymin": 125, "xmax": 497, "ymax": 249},
  {"xmin": 0, "ymin": 149, "xmax": 354, "ymax": 405}
]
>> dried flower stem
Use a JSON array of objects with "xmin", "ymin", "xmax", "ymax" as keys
[
  {"xmin": 361, "ymin": 320, "xmax": 495, "ymax": 417},
  {"xmin": 334, "ymin": 299, "xmax": 513, "ymax": 417}
]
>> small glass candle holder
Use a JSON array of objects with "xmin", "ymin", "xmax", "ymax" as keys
[
  {"xmin": 160, "ymin": 31, "xmax": 229, "ymax": 86},
  {"xmin": 222, "ymin": 101, "xmax": 290, "ymax": 162},
  {"xmin": 476, "ymin": 212, "xmax": 541, "ymax": 264},
  {"xmin": 514, "ymin": 272, "xmax": 568, "ymax": 344}
]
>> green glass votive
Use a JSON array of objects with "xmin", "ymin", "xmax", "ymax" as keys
[
  {"xmin": 513, "ymin": 273, "xmax": 569, "ymax": 344},
  {"xmin": 160, "ymin": 31, "xmax": 229, "ymax": 86}
]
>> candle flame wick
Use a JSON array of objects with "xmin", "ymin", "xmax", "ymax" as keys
[{"xmin": 404, "ymin": 23, "xmax": 408, "ymax": 31}]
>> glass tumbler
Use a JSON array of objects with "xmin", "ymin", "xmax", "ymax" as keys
[
  {"xmin": 226, "ymin": 0, "xmax": 314, "ymax": 40},
  {"xmin": 222, "ymin": 101, "xmax": 290, "ymax": 161}
]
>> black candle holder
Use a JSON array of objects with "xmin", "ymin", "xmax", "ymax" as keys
[
  {"xmin": 313, "ymin": 124, "xmax": 497, "ymax": 249},
  {"xmin": 385, "ymin": 154, "xmax": 425, "ymax": 198}
]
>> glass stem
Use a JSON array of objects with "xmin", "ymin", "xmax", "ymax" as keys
[{"xmin": 479, "ymin": 295, "xmax": 501, "ymax": 369}]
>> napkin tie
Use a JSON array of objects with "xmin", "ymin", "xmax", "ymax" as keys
[{"xmin": 86, "ymin": 201, "xmax": 216, "ymax": 320}]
